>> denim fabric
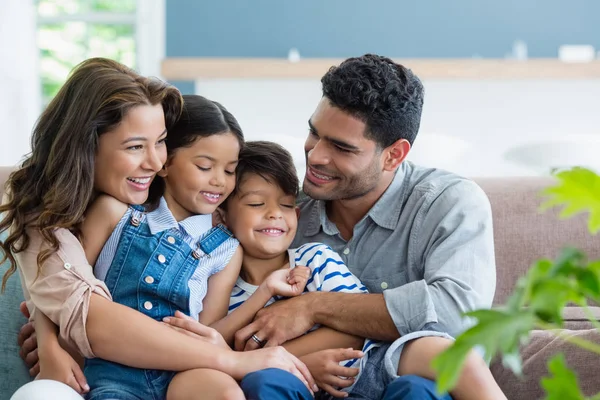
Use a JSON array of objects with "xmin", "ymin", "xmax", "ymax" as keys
[
  {"xmin": 85, "ymin": 208, "xmax": 232, "ymax": 399},
  {"xmin": 240, "ymin": 368, "xmax": 313, "ymax": 400}
]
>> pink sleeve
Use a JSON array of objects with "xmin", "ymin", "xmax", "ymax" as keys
[{"xmin": 16, "ymin": 228, "xmax": 112, "ymax": 358}]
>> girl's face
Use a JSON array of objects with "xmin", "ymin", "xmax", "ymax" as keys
[
  {"xmin": 94, "ymin": 104, "xmax": 167, "ymax": 205},
  {"xmin": 160, "ymin": 132, "xmax": 240, "ymax": 221}
]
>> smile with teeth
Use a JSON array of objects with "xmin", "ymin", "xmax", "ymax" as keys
[
  {"xmin": 127, "ymin": 177, "xmax": 152, "ymax": 184},
  {"xmin": 201, "ymin": 192, "xmax": 221, "ymax": 199},
  {"xmin": 310, "ymin": 168, "xmax": 335, "ymax": 181}
]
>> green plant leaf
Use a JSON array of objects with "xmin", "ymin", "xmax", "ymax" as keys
[
  {"xmin": 432, "ymin": 309, "xmax": 536, "ymax": 393},
  {"xmin": 540, "ymin": 167, "xmax": 600, "ymax": 234},
  {"xmin": 541, "ymin": 354, "xmax": 585, "ymax": 400}
]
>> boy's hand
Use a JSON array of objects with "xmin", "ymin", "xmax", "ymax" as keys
[
  {"xmin": 265, "ymin": 266, "xmax": 311, "ymax": 298},
  {"xmin": 301, "ymin": 348, "xmax": 363, "ymax": 398}
]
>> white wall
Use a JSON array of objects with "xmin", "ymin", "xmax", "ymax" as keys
[
  {"xmin": 195, "ymin": 78, "xmax": 600, "ymax": 178},
  {"xmin": 0, "ymin": 0, "xmax": 40, "ymax": 166}
]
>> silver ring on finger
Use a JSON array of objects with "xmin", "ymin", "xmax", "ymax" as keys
[{"xmin": 251, "ymin": 334, "xmax": 266, "ymax": 347}]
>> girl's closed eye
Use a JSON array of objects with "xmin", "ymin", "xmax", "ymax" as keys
[
  {"xmin": 281, "ymin": 203, "xmax": 295, "ymax": 209},
  {"xmin": 225, "ymin": 170, "xmax": 235, "ymax": 176},
  {"xmin": 248, "ymin": 203, "xmax": 264, "ymax": 207},
  {"xmin": 197, "ymin": 166, "xmax": 211, "ymax": 171}
]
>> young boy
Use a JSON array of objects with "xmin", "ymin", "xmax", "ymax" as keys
[{"xmin": 213, "ymin": 141, "xmax": 506, "ymax": 399}]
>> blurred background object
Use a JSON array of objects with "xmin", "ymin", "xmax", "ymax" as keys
[{"xmin": 1, "ymin": 0, "xmax": 599, "ymax": 177}]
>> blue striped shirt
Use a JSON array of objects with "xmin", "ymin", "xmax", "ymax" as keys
[
  {"xmin": 95, "ymin": 197, "xmax": 239, "ymax": 317},
  {"xmin": 229, "ymin": 242, "xmax": 382, "ymax": 391}
]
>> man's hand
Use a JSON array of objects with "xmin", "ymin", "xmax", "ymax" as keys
[
  {"xmin": 235, "ymin": 293, "xmax": 316, "ymax": 351},
  {"xmin": 163, "ymin": 311, "xmax": 229, "ymax": 350},
  {"xmin": 38, "ymin": 341, "xmax": 89, "ymax": 394},
  {"xmin": 17, "ymin": 301, "xmax": 39, "ymax": 375},
  {"xmin": 264, "ymin": 266, "xmax": 311, "ymax": 298},
  {"xmin": 301, "ymin": 348, "xmax": 363, "ymax": 398}
]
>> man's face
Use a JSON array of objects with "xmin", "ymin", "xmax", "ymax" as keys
[{"xmin": 303, "ymin": 98, "xmax": 383, "ymax": 201}]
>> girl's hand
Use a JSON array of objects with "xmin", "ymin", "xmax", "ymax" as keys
[{"xmin": 38, "ymin": 342, "xmax": 89, "ymax": 394}]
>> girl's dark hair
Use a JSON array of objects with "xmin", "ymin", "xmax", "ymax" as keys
[
  {"xmin": 146, "ymin": 94, "xmax": 245, "ymax": 206},
  {"xmin": 221, "ymin": 141, "xmax": 299, "ymax": 211},
  {"xmin": 0, "ymin": 57, "xmax": 183, "ymax": 292}
]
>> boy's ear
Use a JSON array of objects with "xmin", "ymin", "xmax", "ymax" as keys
[
  {"xmin": 157, "ymin": 164, "xmax": 168, "ymax": 178},
  {"xmin": 295, "ymin": 206, "xmax": 300, "ymax": 219}
]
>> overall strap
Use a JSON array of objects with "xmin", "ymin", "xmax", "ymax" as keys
[{"xmin": 193, "ymin": 224, "xmax": 233, "ymax": 259}]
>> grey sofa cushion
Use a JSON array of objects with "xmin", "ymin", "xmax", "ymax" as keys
[{"xmin": 0, "ymin": 261, "xmax": 32, "ymax": 399}]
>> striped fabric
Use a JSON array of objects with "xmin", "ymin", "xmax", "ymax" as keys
[{"xmin": 229, "ymin": 242, "xmax": 382, "ymax": 391}]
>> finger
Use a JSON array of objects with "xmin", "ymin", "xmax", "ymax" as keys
[
  {"xmin": 321, "ymin": 373, "xmax": 356, "ymax": 388},
  {"xmin": 65, "ymin": 376, "xmax": 84, "ymax": 395},
  {"xmin": 17, "ymin": 321, "xmax": 35, "ymax": 346},
  {"xmin": 20, "ymin": 301, "xmax": 30, "ymax": 319},
  {"xmin": 327, "ymin": 364, "xmax": 361, "ymax": 379},
  {"xmin": 174, "ymin": 310, "xmax": 196, "ymax": 321},
  {"xmin": 321, "ymin": 383, "xmax": 350, "ymax": 398},
  {"xmin": 235, "ymin": 322, "xmax": 261, "ymax": 351},
  {"xmin": 162, "ymin": 316, "xmax": 210, "ymax": 336},
  {"xmin": 29, "ymin": 362, "xmax": 40, "ymax": 377},
  {"xmin": 289, "ymin": 353, "xmax": 318, "ymax": 393},
  {"xmin": 24, "ymin": 348, "xmax": 39, "ymax": 368},
  {"xmin": 72, "ymin": 364, "xmax": 90, "ymax": 393},
  {"xmin": 243, "ymin": 330, "xmax": 264, "ymax": 351},
  {"xmin": 21, "ymin": 332, "xmax": 38, "ymax": 358},
  {"xmin": 331, "ymin": 348, "xmax": 364, "ymax": 364}
]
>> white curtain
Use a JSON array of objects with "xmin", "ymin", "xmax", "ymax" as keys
[{"xmin": 0, "ymin": 0, "xmax": 40, "ymax": 166}]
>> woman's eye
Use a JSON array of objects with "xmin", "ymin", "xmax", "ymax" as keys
[
  {"xmin": 127, "ymin": 145, "xmax": 143, "ymax": 151},
  {"xmin": 197, "ymin": 166, "xmax": 210, "ymax": 171}
]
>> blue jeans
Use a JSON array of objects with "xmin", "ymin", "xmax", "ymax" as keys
[
  {"xmin": 240, "ymin": 368, "xmax": 313, "ymax": 400},
  {"xmin": 382, "ymin": 375, "xmax": 453, "ymax": 400}
]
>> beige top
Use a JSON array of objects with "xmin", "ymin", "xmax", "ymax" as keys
[{"xmin": 16, "ymin": 227, "xmax": 112, "ymax": 358}]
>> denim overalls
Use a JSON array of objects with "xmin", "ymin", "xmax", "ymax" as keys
[{"xmin": 85, "ymin": 205, "xmax": 236, "ymax": 400}]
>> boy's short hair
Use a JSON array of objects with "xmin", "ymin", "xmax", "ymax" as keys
[{"xmin": 223, "ymin": 141, "xmax": 299, "ymax": 209}]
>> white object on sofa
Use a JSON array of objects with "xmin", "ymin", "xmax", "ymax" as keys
[{"xmin": 10, "ymin": 380, "xmax": 83, "ymax": 400}]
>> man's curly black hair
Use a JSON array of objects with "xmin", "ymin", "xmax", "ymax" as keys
[{"xmin": 321, "ymin": 54, "xmax": 424, "ymax": 148}]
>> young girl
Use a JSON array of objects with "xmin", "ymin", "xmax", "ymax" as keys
[{"xmin": 79, "ymin": 95, "xmax": 312, "ymax": 400}]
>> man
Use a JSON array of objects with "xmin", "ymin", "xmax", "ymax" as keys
[{"xmin": 235, "ymin": 54, "xmax": 496, "ymax": 399}]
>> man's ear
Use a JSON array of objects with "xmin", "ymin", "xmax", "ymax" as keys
[{"xmin": 383, "ymin": 138, "xmax": 410, "ymax": 171}]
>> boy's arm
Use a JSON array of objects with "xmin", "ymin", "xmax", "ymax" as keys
[
  {"xmin": 283, "ymin": 326, "xmax": 363, "ymax": 357},
  {"xmin": 210, "ymin": 281, "xmax": 273, "ymax": 347},
  {"xmin": 198, "ymin": 246, "xmax": 243, "ymax": 327},
  {"xmin": 80, "ymin": 194, "xmax": 129, "ymax": 266}
]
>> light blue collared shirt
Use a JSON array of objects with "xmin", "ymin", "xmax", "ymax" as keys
[{"xmin": 292, "ymin": 161, "xmax": 496, "ymax": 337}]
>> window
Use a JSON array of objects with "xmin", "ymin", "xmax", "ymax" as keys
[{"xmin": 36, "ymin": 0, "xmax": 163, "ymax": 105}]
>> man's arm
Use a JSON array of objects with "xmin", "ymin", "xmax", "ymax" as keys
[{"xmin": 241, "ymin": 181, "xmax": 495, "ymax": 343}]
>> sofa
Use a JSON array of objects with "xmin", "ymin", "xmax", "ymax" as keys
[{"xmin": 1, "ymin": 166, "xmax": 599, "ymax": 399}]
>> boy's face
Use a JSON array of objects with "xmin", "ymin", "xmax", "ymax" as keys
[{"xmin": 223, "ymin": 173, "xmax": 298, "ymax": 260}]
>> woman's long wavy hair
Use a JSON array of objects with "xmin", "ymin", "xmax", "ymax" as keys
[{"xmin": 0, "ymin": 57, "xmax": 183, "ymax": 292}]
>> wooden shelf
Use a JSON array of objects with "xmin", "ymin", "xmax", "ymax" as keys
[{"xmin": 161, "ymin": 58, "xmax": 600, "ymax": 80}]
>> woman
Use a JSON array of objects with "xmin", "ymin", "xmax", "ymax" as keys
[{"xmin": 1, "ymin": 58, "xmax": 315, "ymax": 400}]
